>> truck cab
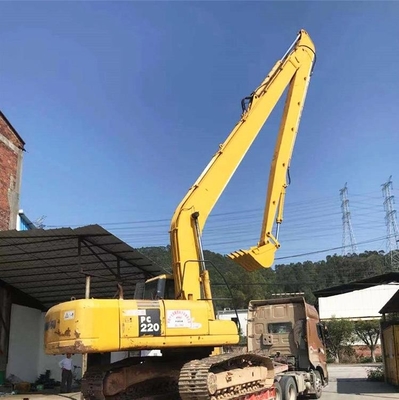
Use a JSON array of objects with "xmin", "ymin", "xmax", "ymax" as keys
[{"xmin": 247, "ymin": 297, "xmax": 328, "ymax": 397}]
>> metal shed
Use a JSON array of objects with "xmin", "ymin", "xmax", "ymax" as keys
[
  {"xmin": 380, "ymin": 290, "xmax": 399, "ymax": 387},
  {"xmin": 0, "ymin": 224, "xmax": 164, "ymax": 382},
  {"xmin": 0, "ymin": 224, "xmax": 164, "ymax": 310},
  {"xmin": 314, "ymin": 272, "xmax": 399, "ymax": 298}
]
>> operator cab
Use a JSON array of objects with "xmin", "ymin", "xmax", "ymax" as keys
[{"xmin": 134, "ymin": 274, "xmax": 176, "ymax": 300}]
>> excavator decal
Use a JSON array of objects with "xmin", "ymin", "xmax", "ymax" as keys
[{"xmin": 138, "ymin": 310, "xmax": 161, "ymax": 337}]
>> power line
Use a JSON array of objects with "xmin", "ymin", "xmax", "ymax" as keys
[
  {"xmin": 41, "ymin": 189, "xmax": 393, "ymax": 263},
  {"xmin": 268, "ymin": 234, "xmax": 390, "ymax": 261},
  {"xmin": 45, "ymin": 191, "xmax": 384, "ymax": 228}
]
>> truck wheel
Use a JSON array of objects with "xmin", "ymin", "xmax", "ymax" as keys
[
  {"xmin": 309, "ymin": 370, "xmax": 322, "ymax": 399},
  {"xmin": 274, "ymin": 381, "xmax": 282, "ymax": 400},
  {"xmin": 279, "ymin": 376, "xmax": 297, "ymax": 400}
]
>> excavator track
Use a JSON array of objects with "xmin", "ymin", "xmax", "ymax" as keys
[
  {"xmin": 179, "ymin": 352, "xmax": 274, "ymax": 400},
  {"xmin": 82, "ymin": 366, "xmax": 108, "ymax": 400},
  {"xmin": 82, "ymin": 357, "xmax": 182, "ymax": 400},
  {"xmin": 81, "ymin": 352, "xmax": 275, "ymax": 400},
  {"xmin": 109, "ymin": 377, "xmax": 180, "ymax": 400}
]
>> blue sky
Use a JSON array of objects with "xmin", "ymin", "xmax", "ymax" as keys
[{"xmin": 1, "ymin": 1, "xmax": 399, "ymax": 265}]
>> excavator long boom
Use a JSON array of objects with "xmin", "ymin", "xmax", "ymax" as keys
[{"xmin": 170, "ymin": 30, "xmax": 316, "ymax": 301}]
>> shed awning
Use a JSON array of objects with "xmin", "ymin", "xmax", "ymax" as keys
[
  {"xmin": 379, "ymin": 289, "xmax": 399, "ymax": 314},
  {"xmin": 313, "ymin": 272, "xmax": 399, "ymax": 298},
  {"xmin": 0, "ymin": 225, "xmax": 164, "ymax": 310}
]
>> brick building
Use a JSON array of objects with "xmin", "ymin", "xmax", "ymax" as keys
[{"xmin": 0, "ymin": 111, "xmax": 25, "ymax": 231}]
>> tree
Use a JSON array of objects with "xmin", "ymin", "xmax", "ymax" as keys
[
  {"xmin": 354, "ymin": 319, "xmax": 380, "ymax": 362},
  {"xmin": 324, "ymin": 318, "xmax": 355, "ymax": 363},
  {"xmin": 137, "ymin": 245, "xmax": 388, "ymax": 310}
]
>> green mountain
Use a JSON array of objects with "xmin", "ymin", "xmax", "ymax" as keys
[{"xmin": 138, "ymin": 246, "xmax": 391, "ymax": 309}]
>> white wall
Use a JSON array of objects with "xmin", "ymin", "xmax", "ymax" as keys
[
  {"xmin": 7, "ymin": 304, "xmax": 42, "ymax": 382},
  {"xmin": 318, "ymin": 284, "xmax": 399, "ymax": 320}
]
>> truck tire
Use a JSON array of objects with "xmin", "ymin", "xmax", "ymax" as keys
[
  {"xmin": 309, "ymin": 370, "xmax": 323, "ymax": 399},
  {"xmin": 274, "ymin": 381, "xmax": 282, "ymax": 400},
  {"xmin": 279, "ymin": 376, "xmax": 297, "ymax": 400}
]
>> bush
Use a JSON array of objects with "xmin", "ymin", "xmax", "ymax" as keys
[
  {"xmin": 358, "ymin": 355, "xmax": 383, "ymax": 363},
  {"xmin": 367, "ymin": 366, "xmax": 384, "ymax": 382},
  {"xmin": 359, "ymin": 356, "xmax": 373, "ymax": 363}
]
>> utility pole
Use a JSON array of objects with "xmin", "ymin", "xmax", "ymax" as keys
[
  {"xmin": 382, "ymin": 176, "xmax": 399, "ymax": 271},
  {"xmin": 340, "ymin": 183, "xmax": 358, "ymax": 256}
]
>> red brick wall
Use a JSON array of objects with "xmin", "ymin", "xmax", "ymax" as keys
[
  {"xmin": 0, "ymin": 115, "xmax": 24, "ymax": 231},
  {"xmin": 353, "ymin": 344, "xmax": 382, "ymax": 358}
]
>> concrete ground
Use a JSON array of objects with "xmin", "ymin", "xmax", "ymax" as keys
[
  {"xmin": 323, "ymin": 363, "xmax": 399, "ymax": 399},
  {"xmin": 0, "ymin": 364, "xmax": 398, "ymax": 399}
]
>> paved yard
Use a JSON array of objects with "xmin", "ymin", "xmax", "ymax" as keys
[
  {"xmin": 323, "ymin": 364, "xmax": 399, "ymax": 399},
  {"xmin": 0, "ymin": 364, "xmax": 398, "ymax": 399}
]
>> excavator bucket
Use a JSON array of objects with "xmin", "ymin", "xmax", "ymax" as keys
[{"xmin": 228, "ymin": 244, "xmax": 276, "ymax": 272}]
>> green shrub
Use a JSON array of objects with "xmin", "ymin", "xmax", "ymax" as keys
[
  {"xmin": 359, "ymin": 355, "xmax": 383, "ymax": 363},
  {"xmin": 359, "ymin": 356, "xmax": 373, "ymax": 363},
  {"xmin": 367, "ymin": 366, "xmax": 384, "ymax": 382}
]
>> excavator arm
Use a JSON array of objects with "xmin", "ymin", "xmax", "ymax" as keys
[{"xmin": 170, "ymin": 30, "xmax": 316, "ymax": 301}]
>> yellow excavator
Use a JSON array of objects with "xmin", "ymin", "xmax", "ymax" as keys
[{"xmin": 44, "ymin": 29, "xmax": 316, "ymax": 400}]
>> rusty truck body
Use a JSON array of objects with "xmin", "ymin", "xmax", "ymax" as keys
[{"xmin": 247, "ymin": 297, "xmax": 328, "ymax": 399}]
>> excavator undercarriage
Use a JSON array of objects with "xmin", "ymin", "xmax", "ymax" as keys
[{"xmin": 81, "ymin": 349, "xmax": 277, "ymax": 400}]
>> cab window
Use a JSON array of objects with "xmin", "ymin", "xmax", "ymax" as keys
[
  {"xmin": 143, "ymin": 280, "xmax": 159, "ymax": 300},
  {"xmin": 164, "ymin": 279, "xmax": 175, "ymax": 299},
  {"xmin": 316, "ymin": 323, "xmax": 326, "ymax": 344},
  {"xmin": 268, "ymin": 322, "xmax": 292, "ymax": 334}
]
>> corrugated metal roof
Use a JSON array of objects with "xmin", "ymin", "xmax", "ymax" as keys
[
  {"xmin": 0, "ymin": 224, "xmax": 164, "ymax": 310},
  {"xmin": 380, "ymin": 289, "xmax": 399, "ymax": 314},
  {"xmin": 313, "ymin": 272, "xmax": 399, "ymax": 298}
]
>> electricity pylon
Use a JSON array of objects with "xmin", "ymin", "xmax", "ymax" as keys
[{"xmin": 340, "ymin": 183, "xmax": 358, "ymax": 256}]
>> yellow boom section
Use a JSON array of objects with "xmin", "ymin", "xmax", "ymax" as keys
[{"xmin": 170, "ymin": 30, "xmax": 315, "ymax": 301}]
